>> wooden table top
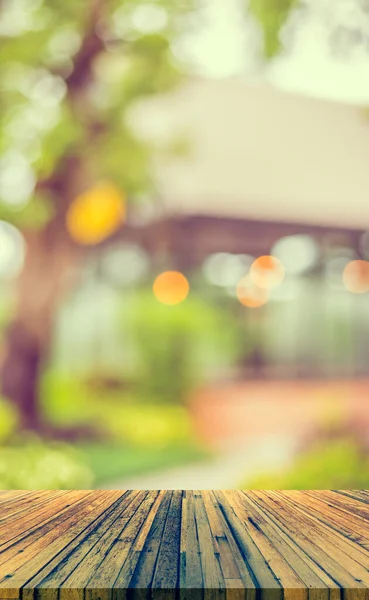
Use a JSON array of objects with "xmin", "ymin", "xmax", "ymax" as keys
[{"xmin": 0, "ymin": 490, "xmax": 368, "ymax": 599}]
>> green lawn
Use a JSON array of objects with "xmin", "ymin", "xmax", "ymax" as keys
[{"xmin": 79, "ymin": 442, "xmax": 208, "ymax": 486}]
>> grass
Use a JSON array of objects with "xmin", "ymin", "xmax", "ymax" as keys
[{"xmin": 78, "ymin": 442, "xmax": 208, "ymax": 486}]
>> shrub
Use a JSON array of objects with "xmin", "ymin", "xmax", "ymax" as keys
[
  {"xmin": 123, "ymin": 290, "xmax": 242, "ymax": 404},
  {"xmin": 0, "ymin": 437, "xmax": 93, "ymax": 489}
]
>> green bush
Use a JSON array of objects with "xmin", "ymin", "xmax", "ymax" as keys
[
  {"xmin": 40, "ymin": 370, "xmax": 99, "ymax": 428},
  {"xmin": 0, "ymin": 438, "xmax": 93, "ymax": 489},
  {"xmin": 123, "ymin": 290, "xmax": 241, "ymax": 404},
  {"xmin": 0, "ymin": 397, "xmax": 18, "ymax": 441},
  {"xmin": 98, "ymin": 402, "xmax": 194, "ymax": 447},
  {"xmin": 243, "ymin": 437, "xmax": 369, "ymax": 489},
  {"xmin": 40, "ymin": 369, "xmax": 198, "ymax": 445}
]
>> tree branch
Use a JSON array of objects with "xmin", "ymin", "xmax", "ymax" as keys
[
  {"xmin": 35, "ymin": 0, "xmax": 108, "ymax": 207},
  {"xmin": 65, "ymin": 0, "xmax": 107, "ymax": 97}
]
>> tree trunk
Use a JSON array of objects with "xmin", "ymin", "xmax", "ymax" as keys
[
  {"xmin": 1, "ymin": 319, "xmax": 45, "ymax": 431},
  {"xmin": 0, "ymin": 1, "xmax": 109, "ymax": 435},
  {"xmin": 0, "ymin": 226, "xmax": 78, "ymax": 434}
]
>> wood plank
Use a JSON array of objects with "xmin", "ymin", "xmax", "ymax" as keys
[
  {"xmin": 0, "ymin": 490, "xmax": 366, "ymax": 598},
  {"xmin": 84, "ymin": 491, "xmax": 160, "ymax": 600},
  {"xmin": 192, "ymin": 490, "xmax": 224, "ymax": 594},
  {"xmin": 285, "ymin": 491, "xmax": 369, "ymax": 550},
  {"xmin": 184, "ymin": 491, "xmax": 203, "ymax": 589},
  {"xmin": 152, "ymin": 490, "xmax": 182, "ymax": 589},
  {"xmin": 0, "ymin": 492, "xmax": 101, "ymax": 580},
  {"xmin": 335, "ymin": 491, "xmax": 369, "ymax": 505},
  {"xmin": 14, "ymin": 492, "xmax": 125, "ymax": 596},
  {"xmin": 54, "ymin": 491, "xmax": 145, "ymax": 598},
  {"xmin": 216, "ymin": 491, "xmax": 283, "ymax": 600},
  {"xmin": 270, "ymin": 491, "xmax": 369, "ymax": 568},
  {"xmin": 247, "ymin": 491, "xmax": 368, "ymax": 596},
  {"xmin": 126, "ymin": 491, "xmax": 173, "ymax": 591},
  {"xmin": 305, "ymin": 490, "xmax": 369, "ymax": 522},
  {"xmin": 241, "ymin": 492, "xmax": 336, "ymax": 600},
  {"xmin": 0, "ymin": 491, "xmax": 89, "ymax": 551},
  {"xmin": 0, "ymin": 492, "xmax": 61, "ymax": 527},
  {"xmin": 208, "ymin": 491, "xmax": 256, "ymax": 598}
]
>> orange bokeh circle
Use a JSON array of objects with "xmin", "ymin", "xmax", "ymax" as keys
[
  {"xmin": 250, "ymin": 255, "xmax": 285, "ymax": 290},
  {"xmin": 153, "ymin": 271, "xmax": 190, "ymax": 305},
  {"xmin": 236, "ymin": 275, "xmax": 268, "ymax": 308},
  {"xmin": 343, "ymin": 260, "xmax": 369, "ymax": 294}
]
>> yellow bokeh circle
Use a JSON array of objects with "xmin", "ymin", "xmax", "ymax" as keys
[{"xmin": 67, "ymin": 182, "xmax": 125, "ymax": 245}]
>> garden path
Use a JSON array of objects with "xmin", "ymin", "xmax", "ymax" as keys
[{"xmin": 105, "ymin": 434, "xmax": 298, "ymax": 489}]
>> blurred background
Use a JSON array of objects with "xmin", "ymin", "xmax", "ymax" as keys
[{"xmin": 0, "ymin": 0, "xmax": 369, "ymax": 490}]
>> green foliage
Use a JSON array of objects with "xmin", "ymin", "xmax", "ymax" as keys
[
  {"xmin": 0, "ymin": 438, "xmax": 93, "ymax": 489},
  {"xmin": 35, "ymin": 106, "xmax": 84, "ymax": 179},
  {"xmin": 0, "ymin": 397, "xmax": 18, "ymax": 441},
  {"xmin": 0, "ymin": 0, "xmax": 201, "ymax": 224},
  {"xmin": 40, "ymin": 369, "xmax": 198, "ymax": 446},
  {"xmin": 100, "ymin": 402, "xmax": 194, "ymax": 446},
  {"xmin": 243, "ymin": 438, "xmax": 369, "ymax": 489},
  {"xmin": 89, "ymin": 126, "xmax": 153, "ymax": 195},
  {"xmin": 248, "ymin": 0, "xmax": 299, "ymax": 57},
  {"xmin": 0, "ymin": 435, "xmax": 206, "ymax": 490},
  {"xmin": 0, "ymin": 194, "xmax": 55, "ymax": 229},
  {"xmin": 0, "ymin": 0, "xmax": 314, "ymax": 229},
  {"xmin": 36, "ymin": 369, "xmax": 208, "ymax": 486},
  {"xmin": 124, "ymin": 290, "xmax": 242, "ymax": 403},
  {"xmin": 40, "ymin": 371, "xmax": 98, "ymax": 428}
]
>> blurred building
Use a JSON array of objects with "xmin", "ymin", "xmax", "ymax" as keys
[
  {"xmin": 52, "ymin": 78, "xmax": 369, "ymax": 446},
  {"xmin": 56, "ymin": 78, "xmax": 369, "ymax": 381},
  {"xmin": 130, "ymin": 76, "xmax": 369, "ymax": 229}
]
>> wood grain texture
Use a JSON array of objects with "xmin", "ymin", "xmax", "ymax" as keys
[{"xmin": 0, "ymin": 491, "xmax": 368, "ymax": 599}]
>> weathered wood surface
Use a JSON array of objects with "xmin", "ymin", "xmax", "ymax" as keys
[{"xmin": 0, "ymin": 490, "xmax": 368, "ymax": 599}]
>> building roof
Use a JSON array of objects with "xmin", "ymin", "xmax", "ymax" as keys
[{"xmin": 132, "ymin": 77, "xmax": 369, "ymax": 229}]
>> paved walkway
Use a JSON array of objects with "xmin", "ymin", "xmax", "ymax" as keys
[{"xmin": 105, "ymin": 435, "xmax": 298, "ymax": 489}]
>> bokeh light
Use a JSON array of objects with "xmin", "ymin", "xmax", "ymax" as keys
[
  {"xmin": 342, "ymin": 260, "xmax": 369, "ymax": 294},
  {"xmin": 272, "ymin": 234, "xmax": 319, "ymax": 275},
  {"xmin": 236, "ymin": 275, "xmax": 268, "ymax": 308},
  {"xmin": 153, "ymin": 271, "xmax": 189, "ymax": 305},
  {"xmin": 250, "ymin": 256, "xmax": 285, "ymax": 290},
  {"xmin": 0, "ymin": 151, "xmax": 35, "ymax": 207},
  {"xmin": 0, "ymin": 221, "xmax": 25, "ymax": 278},
  {"xmin": 66, "ymin": 182, "xmax": 125, "ymax": 245},
  {"xmin": 131, "ymin": 4, "xmax": 168, "ymax": 33},
  {"xmin": 203, "ymin": 252, "xmax": 253, "ymax": 287},
  {"xmin": 101, "ymin": 243, "xmax": 149, "ymax": 287},
  {"xmin": 47, "ymin": 28, "xmax": 81, "ymax": 65}
]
